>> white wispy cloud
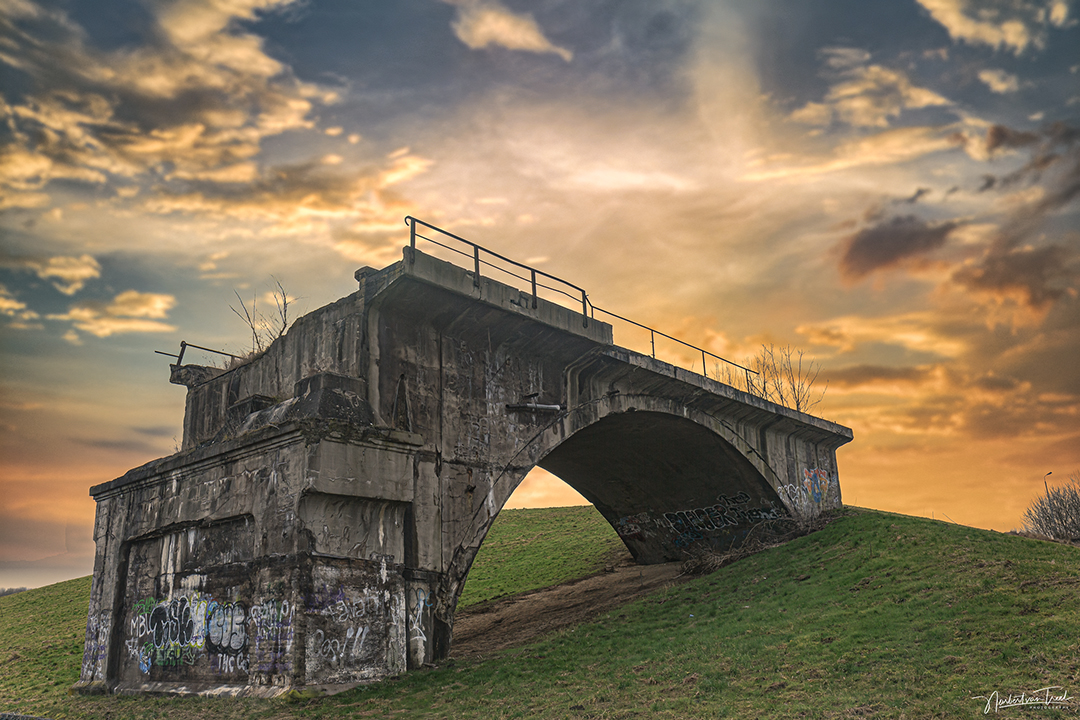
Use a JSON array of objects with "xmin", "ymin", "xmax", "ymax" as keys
[
  {"xmin": 0, "ymin": 284, "xmax": 40, "ymax": 325},
  {"xmin": 442, "ymin": 0, "xmax": 572, "ymax": 62},
  {"xmin": 790, "ymin": 49, "xmax": 952, "ymax": 128},
  {"xmin": 0, "ymin": 253, "xmax": 101, "ymax": 295},
  {"xmin": 915, "ymin": 0, "xmax": 1070, "ymax": 54},
  {"xmin": 48, "ymin": 290, "xmax": 177, "ymax": 340},
  {"xmin": 744, "ymin": 126, "xmax": 965, "ymax": 180},
  {"xmin": 978, "ymin": 68, "xmax": 1021, "ymax": 94}
]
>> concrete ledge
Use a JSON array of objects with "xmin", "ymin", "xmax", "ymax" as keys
[{"xmin": 90, "ymin": 421, "xmax": 423, "ymax": 498}]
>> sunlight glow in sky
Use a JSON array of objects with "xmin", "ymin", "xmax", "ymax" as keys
[{"xmin": 2, "ymin": 0, "xmax": 1079, "ymax": 588}]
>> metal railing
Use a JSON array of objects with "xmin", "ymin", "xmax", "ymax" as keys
[
  {"xmin": 407, "ymin": 216, "xmax": 589, "ymax": 322},
  {"xmin": 404, "ymin": 216, "xmax": 757, "ymax": 389},
  {"xmin": 155, "ymin": 340, "xmax": 243, "ymax": 365}
]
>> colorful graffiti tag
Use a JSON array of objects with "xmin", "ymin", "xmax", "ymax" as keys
[
  {"xmin": 777, "ymin": 468, "xmax": 834, "ymax": 515},
  {"xmin": 126, "ymin": 593, "xmax": 249, "ymax": 673}
]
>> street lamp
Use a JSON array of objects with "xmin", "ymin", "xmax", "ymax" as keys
[{"xmin": 1044, "ymin": 471, "xmax": 1053, "ymax": 495}]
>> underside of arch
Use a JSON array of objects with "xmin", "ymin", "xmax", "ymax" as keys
[{"xmin": 538, "ymin": 410, "xmax": 786, "ymax": 563}]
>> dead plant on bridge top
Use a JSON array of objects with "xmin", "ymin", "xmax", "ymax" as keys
[
  {"xmin": 718, "ymin": 344, "xmax": 828, "ymax": 415},
  {"xmin": 231, "ymin": 278, "xmax": 291, "ymax": 357}
]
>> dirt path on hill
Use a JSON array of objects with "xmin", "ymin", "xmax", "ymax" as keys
[{"xmin": 449, "ymin": 552, "xmax": 690, "ymax": 660}]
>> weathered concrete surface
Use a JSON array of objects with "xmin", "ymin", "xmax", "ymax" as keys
[{"xmin": 75, "ymin": 246, "xmax": 852, "ymax": 697}]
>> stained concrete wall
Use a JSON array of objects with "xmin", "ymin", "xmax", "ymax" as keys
[{"xmin": 77, "ymin": 246, "xmax": 852, "ymax": 697}]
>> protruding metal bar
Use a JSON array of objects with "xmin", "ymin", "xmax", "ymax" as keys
[
  {"xmin": 158, "ymin": 340, "xmax": 243, "ymax": 365},
  {"xmin": 530, "ymin": 269, "xmax": 537, "ymax": 309},
  {"xmin": 702, "ymin": 349, "xmax": 708, "ymax": 379},
  {"xmin": 650, "ymin": 330, "xmax": 656, "ymax": 358},
  {"xmin": 473, "ymin": 246, "xmax": 481, "ymax": 288},
  {"xmin": 581, "ymin": 290, "xmax": 588, "ymax": 327}
]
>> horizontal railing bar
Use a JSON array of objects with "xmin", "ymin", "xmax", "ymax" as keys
[{"xmin": 587, "ymin": 304, "xmax": 756, "ymax": 375}]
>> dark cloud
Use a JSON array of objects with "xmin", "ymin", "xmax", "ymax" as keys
[
  {"xmin": 132, "ymin": 425, "xmax": 175, "ymax": 437},
  {"xmin": 986, "ymin": 124, "xmax": 1040, "ymax": 152},
  {"xmin": 71, "ymin": 436, "xmax": 161, "ymax": 454},
  {"xmin": 946, "ymin": 123, "xmax": 1080, "ymax": 308},
  {"xmin": 972, "ymin": 373, "xmax": 1020, "ymax": 392},
  {"xmin": 901, "ymin": 187, "xmax": 931, "ymax": 204},
  {"xmin": 822, "ymin": 364, "xmax": 931, "ymax": 388},
  {"xmin": 952, "ymin": 245, "xmax": 1073, "ymax": 309},
  {"xmin": 981, "ymin": 122, "xmax": 1080, "ymax": 216},
  {"xmin": 838, "ymin": 215, "xmax": 958, "ymax": 280}
]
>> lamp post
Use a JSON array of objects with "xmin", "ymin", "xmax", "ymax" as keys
[{"xmin": 1044, "ymin": 471, "xmax": 1053, "ymax": 495}]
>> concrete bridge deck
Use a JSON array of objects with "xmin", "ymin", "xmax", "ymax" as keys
[{"xmin": 75, "ymin": 226, "xmax": 852, "ymax": 697}]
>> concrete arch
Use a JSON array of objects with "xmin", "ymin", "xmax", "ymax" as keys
[{"xmin": 441, "ymin": 395, "xmax": 791, "ymax": 624}]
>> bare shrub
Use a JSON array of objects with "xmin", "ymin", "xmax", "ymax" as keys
[
  {"xmin": 718, "ymin": 344, "xmax": 827, "ymax": 414},
  {"xmin": 1022, "ymin": 472, "xmax": 1080, "ymax": 541},
  {"xmin": 231, "ymin": 278, "xmax": 291, "ymax": 356}
]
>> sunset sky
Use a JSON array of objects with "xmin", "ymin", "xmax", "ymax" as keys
[{"xmin": 2, "ymin": 0, "xmax": 1079, "ymax": 589}]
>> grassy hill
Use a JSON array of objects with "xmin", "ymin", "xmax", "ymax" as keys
[{"xmin": 3, "ymin": 506, "xmax": 1079, "ymax": 719}]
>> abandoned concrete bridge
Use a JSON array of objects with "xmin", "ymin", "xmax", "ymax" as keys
[{"xmin": 76, "ymin": 218, "xmax": 852, "ymax": 696}]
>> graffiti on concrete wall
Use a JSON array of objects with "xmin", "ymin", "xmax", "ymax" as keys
[
  {"xmin": 126, "ymin": 593, "xmax": 250, "ymax": 674},
  {"xmin": 663, "ymin": 492, "xmax": 782, "ymax": 547},
  {"xmin": 120, "ymin": 577, "xmax": 400, "ymax": 680},
  {"xmin": 306, "ymin": 584, "xmax": 388, "ymax": 671},
  {"xmin": 81, "ymin": 612, "xmax": 111, "ymax": 679},
  {"xmin": 777, "ymin": 468, "xmax": 834, "ymax": 515},
  {"xmin": 408, "ymin": 587, "xmax": 432, "ymax": 649},
  {"xmin": 248, "ymin": 599, "xmax": 295, "ymax": 676},
  {"xmin": 614, "ymin": 513, "xmax": 654, "ymax": 542},
  {"xmin": 615, "ymin": 492, "xmax": 784, "ymax": 550}
]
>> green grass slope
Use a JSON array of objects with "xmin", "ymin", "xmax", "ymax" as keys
[
  {"xmin": 458, "ymin": 505, "xmax": 625, "ymax": 607},
  {"xmin": 0, "ymin": 575, "xmax": 91, "ymax": 714},
  {"xmin": 3, "ymin": 507, "xmax": 1080, "ymax": 719}
]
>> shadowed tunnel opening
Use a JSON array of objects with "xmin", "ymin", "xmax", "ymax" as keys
[{"xmin": 535, "ymin": 410, "xmax": 786, "ymax": 564}]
